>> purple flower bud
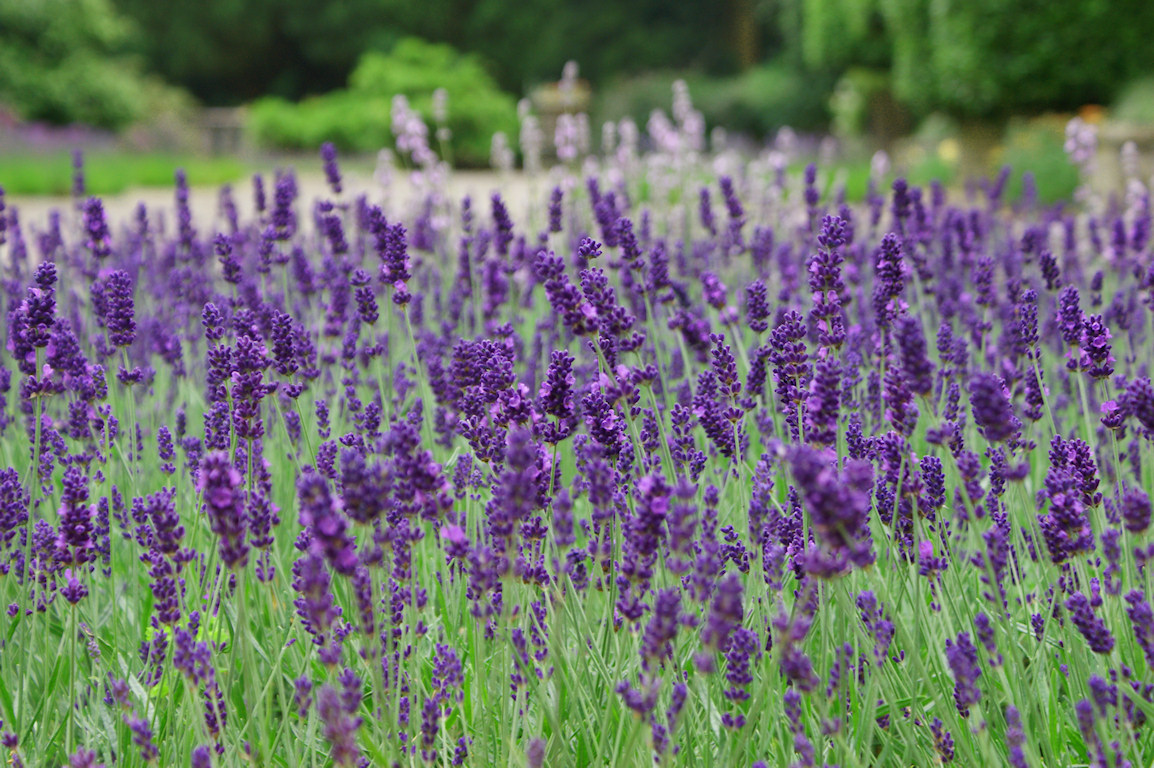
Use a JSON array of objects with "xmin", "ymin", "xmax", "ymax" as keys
[
  {"xmin": 930, "ymin": 718, "xmax": 955, "ymax": 763},
  {"xmin": 872, "ymin": 233, "xmax": 906, "ymax": 325},
  {"xmin": 699, "ymin": 187, "xmax": 716, "ymax": 237},
  {"xmin": 491, "ymin": 193, "xmax": 514, "ymax": 256},
  {"xmin": 526, "ymin": 738, "xmax": 546, "ymax": 768},
  {"xmin": 67, "ymin": 747, "xmax": 104, "ymax": 768},
  {"xmin": 62, "ymin": 569, "xmax": 89, "ymax": 604},
  {"xmin": 1125, "ymin": 590, "xmax": 1154, "ymax": 668},
  {"xmin": 897, "ymin": 315, "xmax": 933, "ymax": 397},
  {"xmin": 803, "ymin": 358, "xmax": 841, "ymax": 448},
  {"xmin": 1080, "ymin": 313, "xmax": 1114, "ymax": 379},
  {"xmin": 537, "ymin": 350, "xmax": 578, "ymax": 443},
  {"xmin": 701, "ymin": 573, "xmax": 743, "ymax": 656}
]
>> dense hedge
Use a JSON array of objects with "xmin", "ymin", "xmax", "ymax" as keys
[{"xmin": 249, "ymin": 38, "xmax": 518, "ymax": 166}]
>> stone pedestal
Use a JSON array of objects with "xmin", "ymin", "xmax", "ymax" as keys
[
  {"xmin": 200, "ymin": 107, "xmax": 247, "ymax": 156},
  {"xmin": 529, "ymin": 81, "xmax": 592, "ymax": 159}
]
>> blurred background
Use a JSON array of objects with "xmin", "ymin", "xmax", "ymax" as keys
[{"xmin": 2, "ymin": 0, "xmax": 1154, "ymax": 201}]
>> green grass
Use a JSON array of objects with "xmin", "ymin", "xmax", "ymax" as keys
[
  {"xmin": 0, "ymin": 151, "xmax": 247, "ymax": 196},
  {"xmin": 998, "ymin": 119, "xmax": 1080, "ymax": 206}
]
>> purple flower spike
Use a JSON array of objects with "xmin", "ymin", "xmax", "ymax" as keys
[
  {"xmin": 67, "ymin": 747, "xmax": 104, "ymax": 768},
  {"xmin": 197, "ymin": 450, "xmax": 249, "ymax": 569},
  {"xmin": 789, "ymin": 445, "xmax": 875, "ymax": 571},
  {"xmin": 969, "ymin": 373, "xmax": 1018, "ymax": 443},
  {"xmin": 1066, "ymin": 592, "xmax": 1114, "ymax": 654},
  {"xmin": 191, "ymin": 745, "xmax": 212, "ymax": 768},
  {"xmin": 125, "ymin": 713, "xmax": 159, "ymax": 762},
  {"xmin": 1124, "ymin": 377, "xmax": 1154, "ymax": 432},
  {"xmin": 745, "ymin": 280, "xmax": 771, "ymax": 334},
  {"xmin": 1122, "ymin": 487, "xmax": 1152, "ymax": 534},
  {"xmin": 1125, "ymin": 591, "xmax": 1154, "ymax": 667},
  {"xmin": 317, "ymin": 683, "xmax": 362, "ymax": 766},
  {"xmin": 83, "ymin": 197, "xmax": 111, "ymax": 259},
  {"xmin": 297, "ymin": 469, "xmax": 359, "ymax": 577},
  {"xmin": 102, "ymin": 271, "xmax": 136, "ymax": 348},
  {"xmin": 320, "ymin": 142, "xmax": 342, "ymax": 195},
  {"xmin": 945, "ymin": 631, "xmax": 981, "ymax": 717}
]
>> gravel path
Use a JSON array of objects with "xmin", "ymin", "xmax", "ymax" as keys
[{"xmin": 8, "ymin": 168, "xmax": 542, "ymax": 236}]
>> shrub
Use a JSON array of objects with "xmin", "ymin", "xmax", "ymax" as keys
[
  {"xmin": 250, "ymin": 93, "xmax": 393, "ymax": 154},
  {"xmin": 712, "ymin": 62, "xmax": 833, "ymax": 136},
  {"xmin": 249, "ymin": 38, "xmax": 519, "ymax": 167}
]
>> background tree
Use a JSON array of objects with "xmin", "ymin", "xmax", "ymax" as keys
[
  {"xmin": 111, "ymin": 0, "xmax": 741, "ymax": 105},
  {"xmin": 0, "ymin": 0, "xmax": 155, "ymax": 128},
  {"xmin": 797, "ymin": 0, "xmax": 1154, "ymax": 117}
]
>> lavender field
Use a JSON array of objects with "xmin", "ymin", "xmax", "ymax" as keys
[{"xmin": 2, "ymin": 92, "xmax": 1154, "ymax": 768}]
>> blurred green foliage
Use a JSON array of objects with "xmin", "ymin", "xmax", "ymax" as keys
[
  {"xmin": 111, "ymin": 0, "xmax": 743, "ymax": 105},
  {"xmin": 998, "ymin": 118, "xmax": 1080, "ymax": 205},
  {"xmin": 595, "ymin": 63, "xmax": 833, "ymax": 138},
  {"xmin": 249, "ymin": 39, "xmax": 518, "ymax": 167},
  {"xmin": 0, "ymin": 0, "xmax": 156, "ymax": 128},
  {"xmin": 0, "ymin": 152, "xmax": 245, "ymax": 196},
  {"xmin": 806, "ymin": 0, "xmax": 1154, "ymax": 118},
  {"xmin": 7, "ymin": 0, "xmax": 1154, "ymax": 152},
  {"xmin": 1112, "ymin": 77, "xmax": 1154, "ymax": 125},
  {"xmin": 829, "ymin": 68, "xmax": 894, "ymax": 138}
]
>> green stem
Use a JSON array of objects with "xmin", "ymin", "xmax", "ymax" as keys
[
  {"xmin": 66, "ymin": 603, "xmax": 77, "ymax": 755},
  {"xmin": 17, "ymin": 348, "xmax": 44, "ymax": 745}
]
